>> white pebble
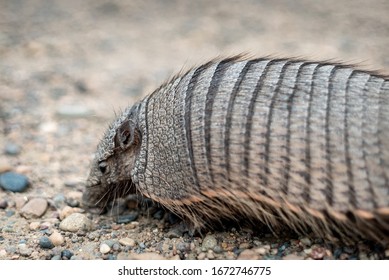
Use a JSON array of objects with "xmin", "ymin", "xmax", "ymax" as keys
[
  {"xmin": 119, "ymin": 238, "xmax": 136, "ymax": 247},
  {"xmin": 59, "ymin": 213, "xmax": 92, "ymax": 232},
  {"xmin": 100, "ymin": 243, "xmax": 111, "ymax": 254},
  {"xmin": 20, "ymin": 198, "xmax": 48, "ymax": 219},
  {"xmin": 49, "ymin": 231, "xmax": 65, "ymax": 246}
]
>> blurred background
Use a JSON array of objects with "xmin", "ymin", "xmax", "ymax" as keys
[{"xmin": 1, "ymin": 0, "xmax": 389, "ymax": 108}]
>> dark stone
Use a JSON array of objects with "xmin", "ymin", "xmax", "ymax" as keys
[
  {"xmin": 167, "ymin": 213, "xmax": 181, "ymax": 225},
  {"xmin": 4, "ymin": 143, "xmax": 21, "ymax": 155},
  {"xmin": 176, "ymin": 242, "xmax": 189, "ymax": 253},
  {"xmin": 167, "ymin": 229, "xmax": 182, "ymax": 239},
  {"xmin": 343, "ymin": 246, "xmax": 357, "ymax": 255},
  {"xmin": 66, "ymin": 197, "xmax": 79, "ymax": 207},
  {"xmin": 112, "ymin": 243, "xmax": 120, "ymax": 251},
  {"xmin": 0, "ymin": 199, "xmax": 8, "ymax": 209},
  {"xmin": 334, "ymin": 248, "xmax": 343, "ymax": 259},
  {"xmin": 0, "ymin": 172, "xmax": 29, "ymax": 192},
  {"xmin": 39, "ymin": 236, "xmax": 54, "ymax": 249},
  {"xmin": 116, "ymin": 211, "xmax": 139, "ymax": 224},
  {"xmin": 277, "ymin": 241, "xmax": 290, "ymax": 257},
  {"xmin": 61, "ymin": 249, "xmax": 74, "ymax": 260},
  {"xmin": 74, "ymin": 80, "xmax": 88, "ymax": 93},
  {"xmin": 153, "ymin": 209, "xmax": 165, "ymax": 220},
  {"xmin": 213, "ymin": 245, "xmax": 223, "ymax": 254}
]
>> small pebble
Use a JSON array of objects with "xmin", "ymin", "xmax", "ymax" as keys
[
  {"xmin": 66, "ymin": 197, "xmax": 79, "ymax": 207},
  {"xmin": 304, "ymin": 248, "xmax": 312, "ymax": 255},
  {"xmin": 67, "ymin": 191, "xmax": 83, "ymax": 200},
  {"xmin": 385, "ymin": 249, "xmax": 389, "ymax": 258},
  {"xmin": 201, "ymin": 235, "xmax": 217, "ymax": 251},
  {"xmin": 61, "ymin": 249, "xmax": 73, "ymax": 260},
  {"xmin": 257, "ymin": 247, "xmax": 268, "ymax": 255},
  {"xmin": 213, "ymin": 245, "xmax": 223, "ymax": 254},
  {"xmin": 0, "ymin": 199, "xmax": 8, "ymax": 209},
  {"xmin": 18, "ymin": 244, "xmax": 32, "ymax": 256},
  {"xmin": 237, "ymin": 249, "xmax": 259, "ymax": 260},
  {"xmin": 207, "ymin": 251, "xmax": 215, "ymax": 259},
  {"xmin": 112, "ymin": 243, "xmax": 120, "ymax": 251},
  {"xmin": 300, "ymin": 237, "xmax": 312, "ymax": 246},
  {"xmin": 51, "ymin": 255, "xmax": 61, "ymax": 260},
  {"xmin": 119, "ymin": 238, "xmax": 136, "ymax": 247},
  {"xmin": 59, "ymin": 205, "xmax": 83, "ymax": 220},
  {"xmin": 104, "ymin": 240, "xmax": 117, "ymax": 248},
  {"xmin": 39, "ymin": 236, "xmax": 54, "ymax": 249},
  {"xmin": 239, "ymin": 242, "xmax": 251, "ymax": 249},
  {"xmin": 100, "ymin": 243, "xmax": 111, "ymax": 254},
  {"xmin": 126, "ymin": 221, "xmax": 139, "ymax": 229},
  {"xmin": 0, "ymin": 162, "xmax": 12, "ymax": 173},
  {"xmin": 0, "ymin": 249, "xmax": 7, "ymax": 257},
  {"xmin": 0, "ymin": 172, "xmax": 29, "ymax": 192},
  {"xmin": 40, "ymin": 221, "xmax": 52, "ymax": 230},
  {"xmin": 59, "ymin": 213, "xmax": 93, "ymax": 232},
  {"xmin": 20, "ymin": 198, "xmax": 48, "ymax": 219},
  {"xmin": 39, "ymin": 121, "xmax": 58, "ymax": 133},
  {"xmin": 167, "ymin": 228, "xmax": 183, "ymax": 239},
  {"xmin": 3, "ymin": 224, "xmax": 14, "ymax": 232},
  {"xmin": 14, "ymin": 196, "xmax": 28, "ymax": 209},
  {"xmin": 176, "ymin": 242, "xmax": 189, "ymax": 253},
  {"xmin": 4, "ymin": 143, "xmax": 21, "ymax": 155},
  {"xmin": 49, "ymin": 231, "xmax": 64, "ymax": 246},
  {"xmin": 53, "ymin": 194, "xmax": 66, "ymax": 209},
  {"xmin": 197, "ymin": 252, "xmax": 206, "ymax": 260},
  {"xmin": 310, "ymin": 247, "xmax": 327, "ymax": 260},
  {"xmin": 29, "ymin": 221, "xmax": 41, "ymax": 231},
  {"xmin": 116, "ymin": 212, "xmax": 139, "ymax": 224},
  {"xmin": 56, "ymin": 104, "xmax": 93, "ymax": 118},
  {"xmin": 64, "ymin": 180, "xmax": 79, "ymax": 188},
  {"xmin": 75, "ymin": 80, "xmax": 88, "ymax": 93}
]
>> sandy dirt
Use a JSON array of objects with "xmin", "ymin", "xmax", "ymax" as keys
[{"xmin": 0, "ymin": 0, "xmax": 388, "ymax": 260}]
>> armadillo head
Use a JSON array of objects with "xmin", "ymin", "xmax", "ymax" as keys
[{"xmin": 83, "ymin": 104, "xmax": 142, "ymax": 210}]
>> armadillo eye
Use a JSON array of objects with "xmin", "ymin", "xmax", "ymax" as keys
[{"xmin": 98, "ymin": 161, "xmax": 108, "ymax": 174}]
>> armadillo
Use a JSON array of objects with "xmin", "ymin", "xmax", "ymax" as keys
[{"xmin": 83, "ymin": 56, "xmax": 389, "ymax": 242}]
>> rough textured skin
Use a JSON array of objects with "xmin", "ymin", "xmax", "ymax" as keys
[{"xmin": 83, "ymin": 56, "xmax": 389, "ymax": 243}]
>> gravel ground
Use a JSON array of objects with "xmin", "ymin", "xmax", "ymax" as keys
[{"xmin": 1, "ymin": 0, "xmax": 389, "ymax": 260}]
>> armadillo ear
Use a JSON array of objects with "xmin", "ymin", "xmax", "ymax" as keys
[{"xmin": 115, "ymin": 120, "xmax": 139, "ymax": 150}]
